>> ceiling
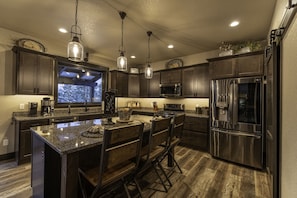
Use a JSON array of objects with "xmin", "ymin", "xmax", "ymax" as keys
[{"xmin": 0, "ymin": 0, "xmax": 276, "ymax": 67}]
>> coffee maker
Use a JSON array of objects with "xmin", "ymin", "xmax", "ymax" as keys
[
  {"xmin": 28, "ymin": 102, "xmax": 38, "ymax": 116},
  {"xmin": 41, "ymin": 97, "xmax": 53, "ymax": 115}
]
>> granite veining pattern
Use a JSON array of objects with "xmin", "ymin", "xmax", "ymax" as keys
[{"xmin": 30, "ymin": 115, "xmax": 152, "ymax": 155}]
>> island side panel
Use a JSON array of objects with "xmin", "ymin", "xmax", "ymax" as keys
[{"xmin": 32, "ymin": 132, "xmax": 45, "ymax": 197}]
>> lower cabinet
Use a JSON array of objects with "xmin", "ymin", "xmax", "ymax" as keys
[
  {"xmin": 181, "ymin": 116, "xmax": 209, "ymax": 151},
  {"xmin": 16, "ymin": 119, "xmax": 49, "ymax": 165}
]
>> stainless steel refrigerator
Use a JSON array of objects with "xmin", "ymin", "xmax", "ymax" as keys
[{"xmin": 210, "ymin": 77, "xmax": 264, "ymax": 169}]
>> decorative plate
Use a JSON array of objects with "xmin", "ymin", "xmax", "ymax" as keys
[
  {"xmin": 16, "ymin": 38, "xmax": 45, "ymax": 52},
  {"xmin": 166, "ymin": 59, "xmax": 183, "ymax": 69}
]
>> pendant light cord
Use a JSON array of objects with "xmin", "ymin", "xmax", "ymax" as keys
[
  {"xmin": 119, "ymin": 11, "xmax": 126, "ymax": 52},
  {"xmin": 147, "ymin": 31, "xmax": 152, "ymax": 65}
]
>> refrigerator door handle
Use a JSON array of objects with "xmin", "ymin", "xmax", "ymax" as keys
[{"xmin": 212, "ymin": 128, "xmax": 261, "ymax": 139}]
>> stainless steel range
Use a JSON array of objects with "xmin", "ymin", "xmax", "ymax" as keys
[{"xmin": 158, "ymin": 103, "xmax": 185, "ymax": 118}]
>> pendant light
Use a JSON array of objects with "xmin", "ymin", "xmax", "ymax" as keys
[
  {"xmin": 117, "ymin": 11, "xmax": 127, "ymax": 71},
  {"xmin": 67, "ymin": 0, "xmax": 84, "ymax": 62},
  {"xmin": 145, "ymin": 31, "xmax": 153, "ymax": 79}
]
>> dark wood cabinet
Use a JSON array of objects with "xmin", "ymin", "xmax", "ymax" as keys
[
  {"xmin": 160, "ymin": 68, "xmax": 181, "ymax": 84},
  {"xmin": 236, "ymin": 54, "xmax": 264, "ymax": 76},
  {"xmin": 182, "ymin": 64, "xmax": 209, "ymax": 97},
  {"xmin": 149, "ymin": 71, "xmax": 160, "ymax": 97},
  {"xmin": 209, "ymin": 58, "xmax": 235, "ymax": 79},
  {"xmin": 181, "ymin": 116, "xmax": 209, "ymax": 151},
  {"xmin": 16, "ymin": 119, "xmax": 49, "ymax": 164},
  {"xmin": 128, "ymin": 74, "xmax": 140, "ymax": 97},
  {"xmin": 110, "ymin": 70, "xmax": 128, "ymax": 97},
  {"xmin": 139, "ymin": 74, "xmax": 149, "ymax": 97},
  {"xmin": 17, "ymin": 51, "xmax": 54, "ymax": 95},
  {"xmin": 139, "ymin": 72, "xmax": 160, "ymax": 97},
  {"xmin": 208, "ymin": 51, "xmax": 264, "ymax": 79}
]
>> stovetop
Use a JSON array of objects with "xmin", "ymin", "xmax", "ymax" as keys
[{"xmin": 163, "ymin": 103, "xmax": 185, "ymax": 111}]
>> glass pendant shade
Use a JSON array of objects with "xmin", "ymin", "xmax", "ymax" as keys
[
  {"xmin": 144, "ymin": 64, "xmax": 153, "ymax": 79},
  {"xmin": 117, "ymin": 52, "xmax": 127, "ymax": 71},
  {"xmin": 67, "ymin": 36, "xmax": 84, "ymax": 62}
]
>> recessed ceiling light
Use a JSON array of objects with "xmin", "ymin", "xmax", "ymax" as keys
[
  {"xmin": 229, "ymin": 21, "xmax": 239, "ymax": 27},
  {"xmin": 130, "ymin": 55, "xmax": 136, "ymax": 59},
  {"xmin": 59, "ymin": 28, "xmax": 68, "ymax": 33},
  {"xmin": 168, "ymin": 44, "xmax": 174, "ymax": 49}
]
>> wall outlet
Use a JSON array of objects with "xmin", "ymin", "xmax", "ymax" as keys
[
  {"xmin": 3, "ymin": 138, "xmax": 8, "ymax": 146},
  {"xmin": 19, "ymin": 104, "xmax": 25, "ymax": 110}
]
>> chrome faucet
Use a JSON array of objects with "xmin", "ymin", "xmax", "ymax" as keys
[{"xmin": 84, "ymin": 100, "xmax": 88, "ymax": 112}]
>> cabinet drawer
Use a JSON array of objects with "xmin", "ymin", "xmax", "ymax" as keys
[
  {"xmin": 184, "ymin": 116, "xmax": 209, "ymax": 132},
  {"xmin": 20, "ymin": 119, "xmax": 49, "ymax": 130},
  {"xmin": 181, "ymin": 130, "xmax": 208, "ymax": 151}
]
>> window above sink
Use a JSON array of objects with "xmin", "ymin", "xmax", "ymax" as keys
[{"xmin": 54, "ymin": 58, "xmax": 108, "ymax": 108}]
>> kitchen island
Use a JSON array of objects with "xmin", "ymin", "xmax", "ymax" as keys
[{"xmin": 30, "ymin": 115, "xmax": 152, "ymax": 198}]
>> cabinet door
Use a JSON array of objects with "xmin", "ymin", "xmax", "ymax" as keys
[
  {"xmin": 36, "ymin": 55, "xmax": 54, "ymax": 95},
  {"xmin": 209, "ymin": 59, "xmax": 235, "ymax": 79},
  {"xmin": 17, "ymin": 51, "xmax": 54, "ymax": 95},
  {"xmin": 182, "ymin": 67, "xmax": 196, "ymax": 97},
  {"xmin": 195, "ymin": 64, "xmax": 210, "ymax": 97},
  {"xmin": 110, "ymin": 71, "xmax": 128, "ymax": 97},
  {"xmin": 19, "ymin": 130, "xmax": 32, "ymax": 164},
  {"xmin": 160, "ymin": 69, "xmax": 181, "ymax": 84},
  {"xmin": 128, "ymin": 74, "xmax": 139, "ymax": 97},
  {"xmin": 236, "ymin": 54, "xmax": 264, "ymax": 76},
  {"xmin": 17, "ymin": 51, "xmax": 37, "ymax": 94},
  {"xmin": 139, "ymin": 74, "xmax": 149, "ymax": 97},
  {"xmin": 149, "ymin": 72, "xmax": 160, "ymax": 97}
]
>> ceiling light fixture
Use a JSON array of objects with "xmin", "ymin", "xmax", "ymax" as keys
[
  {"xmin": 168, "ymin": 44, "xmax": 174, "ymax": 49},
  {"xmin": 130, "ymin": 55, "xmax": 136, "ymax": 59},
  {"xmin": 230, "ymin": 21, "xmax": 239, "ymax": 27},
  {"xmin": 67, "ymin": 0, "xmax": 84, "ymax": 62},
  {"xmin": 145, "ymin": 31, "xmax": 153, "ymax": 79},
  {"xmin": 59, "ymin": 28, "xmax": 68, "ymax": 33},
  {"xmin": 117, "ymin": 11, "xmax": 127, "ymax": 71}
]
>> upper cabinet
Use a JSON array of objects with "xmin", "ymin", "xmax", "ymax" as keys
[
  {"xmin": 110, "ymin": 70, "xmax": 128, "ymax": 97},
  {"xmin": 128, "ymin": 74, "xmax": 139, "ymax": 97},
  {"xmin": 208, "ymin": 51, "xmax": 264, "ymax": 79},
  {"xmin": 182, "ymin": 64, "xmax": 209, "ymax": 98},
  {"xmin": 160, "ymin": 68, "xmax": 181, "ymax": 84},
  {"xmin": 17, "ymin": 50, "xmax": 54, "ymax": 95},
  {"xmin": 149, "ymin": 71, "xmax": 161, "ymax": 97}
]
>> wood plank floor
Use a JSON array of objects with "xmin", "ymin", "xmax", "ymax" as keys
[{"xmin": 0, "ymin": 146, "xmax": 271, "ymax": 198}]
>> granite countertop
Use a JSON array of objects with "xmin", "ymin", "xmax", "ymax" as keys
[
  {"xmin": 31, "ymin": 115, "xmax": 153, "ymax": 155},
  {"xmin": 13, "ymin": 110, "xmax": 104, "ymax": 121},
  {"xmin": 131, "ymin": 107, "xmax": 209, "ymax": 118}
]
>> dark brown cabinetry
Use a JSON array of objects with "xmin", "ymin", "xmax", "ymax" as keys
[
  {"xmin": 139, "ymin": 74, "xmax": 149, "ymax": 97},
  {"xmin": 182, "ymin": 64, "xmax": 209, "ymax": 97},
  {"xmin": 160, "ymin": 68, "xmax": 181, "ymax": 84},
  {"xmin": 149, "ymin": 71, "xmax": 161, "ymax": 97},
  {"xmin": 181, "ymin": 116, "xmax": 209, "ymax": 151},
  {"xmin": 17, "ymin": 51, "xmax": 54, "ymax": 95},
  {"xmin": 110, "ymin": 70, "xmax": 128, "ymax": 97},
  {"xmin": 208, "ymin": 51, "xmax": 264, "ymax": 79},
  {"xmin": 16, "ymin": 119, "xmax": 49, "ymax": 164},
  {"xmin": 128, "ymin": 74, "xmax": 140, "ymax": 97},
  {"xmin": 139, "ymin": 71, "xmax": 160, "ymax": 97}
]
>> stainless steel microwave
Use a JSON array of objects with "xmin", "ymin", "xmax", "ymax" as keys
[{"xmin": 160, "ymin": 83, "xmax": 182, "ymax": 97}]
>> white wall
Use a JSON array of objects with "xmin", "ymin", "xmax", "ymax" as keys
[
  {"xmin": 269, "ymin": 0, "xmax": 297, "ymax": 197},
  {"xmin": 280, "ymin": 8, "xmax": 297, "ymax": 198}
]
